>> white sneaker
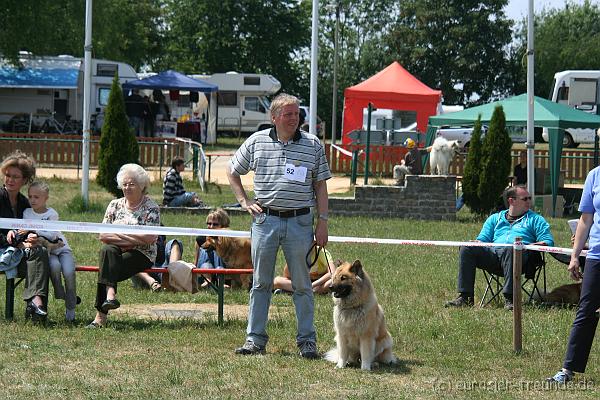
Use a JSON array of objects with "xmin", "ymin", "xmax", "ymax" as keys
[{"xmin": 65, "ymin": 308, "xmax": 76, "ymax": 322}]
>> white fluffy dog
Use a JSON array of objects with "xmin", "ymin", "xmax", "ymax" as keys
[{"xmin": 429, "ymin": 137, "xmax": 459, "ymax": 175}]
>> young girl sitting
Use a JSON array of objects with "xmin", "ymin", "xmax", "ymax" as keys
[
  {"xmin": 273, "ymin": 245, "xmax": 335, "ymax": 295},
  {"xmin": 24, "ymin": 181, "xmax": 79, "ymax": 321}
]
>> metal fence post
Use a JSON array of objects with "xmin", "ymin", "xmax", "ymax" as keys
[
  {"xmin": 193, "ymin": 145, "xmax": 198, "ymax": 180},
  {"xmin": 351, "ymin": 150, "xmax": 358, "ymax": 185},
  {"xmin": 5, "ymin": 278, "xmax": 14, "ymax": 320},
  {"xmin": 364, "ymin": 103, "xmax": 374, "ymax": 185}
]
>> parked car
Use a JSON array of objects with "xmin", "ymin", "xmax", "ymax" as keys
[
  {"xmin": 299, "ymin": 106, "xmax": 323, "ymax": 138},
  {"xmin": 436, "ymin": 126, "xmax": 487, "ymax": 149},
  {"xmin": 436, "ymin": 125, "xmax": 527, "ymax": 149}
]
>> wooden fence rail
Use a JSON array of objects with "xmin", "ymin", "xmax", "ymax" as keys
[
  {"xmin": 325, "ymin": 145, "xmax": 597, "ymax": 182},
  {"xmin": 1, "ymin": 135, "xmax": 596, "ymax": 182},
  {"xmin": 0, "ymin": 133, "xmax": 187, "ymax": 169}
]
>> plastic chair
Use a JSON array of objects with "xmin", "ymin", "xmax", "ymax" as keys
[{"xmin": 479, "ymin": 251, "xmax": 546, "ymax": 307}]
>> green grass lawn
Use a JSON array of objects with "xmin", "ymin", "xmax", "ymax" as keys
[{"xmin": 0, "ymin": 179, "xmax": 598, "ymax": 399}]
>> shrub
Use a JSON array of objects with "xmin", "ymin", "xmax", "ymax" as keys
[
  {"xmin": 462, "ymin": 115, "xmax": 483, "ymax": 214},
  {"xmin": 66, "ymin": 194, "xmax": 105, "ymax": 213},
  {"xmin": 477, "ymin": 105, "xmax": 512, "ymax": 214},
  {"xmin": 96, "ymin": 74, "xmax": 139, "ymax": 197}
]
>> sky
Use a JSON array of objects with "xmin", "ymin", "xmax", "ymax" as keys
[{"xmin": 505, "ymin": 0, "xmax": 591, "ymax": 21}]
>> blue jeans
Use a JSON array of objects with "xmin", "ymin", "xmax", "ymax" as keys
[
  {"xmin": 563, "ymin": 259, "xmax": 600, "ymax": 373},
  {"xmin": 168, "ymin": 192, "xmax": 196, "ymax": 207},
  {"xmin": 49, "ymin": 247, "xmax": 77, "ymax": 309},
  {"xmin": 129, "ymin": 116, "xmax": 143, "ymax": 136},
  {"xmin": 246, "ymin": 211, "xmax": 315, "ymax": 347}
]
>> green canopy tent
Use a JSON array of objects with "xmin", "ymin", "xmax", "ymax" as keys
[{"xmin": 426, "ymin": 93, "xmax": 600, "ymax": 216}]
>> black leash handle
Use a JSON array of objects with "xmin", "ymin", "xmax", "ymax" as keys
[{"xmin": 305, "ymin": 242, "xmax": 335, "ymax": 278}]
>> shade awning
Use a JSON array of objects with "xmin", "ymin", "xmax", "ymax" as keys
[
  {"xmin": 0, "ymin": 57, "xmax": 81, "ymax": 89},
  {"xmin": 122, "ymin": 70, "xmax": 218, "ymax": 92},
  {"xmin": 428, "ymin": 93, "xmax": 600, "ymax": 129},
  {"xmin": 342, "ymin": 61, "xmax": 442, "ymax": 143}
]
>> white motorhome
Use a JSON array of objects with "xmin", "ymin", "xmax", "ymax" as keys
[
  {"xmin": 0, "ymin": 53, "xmax": 138, "ymax": 132},
  {"xmin": 543, "ymin": 70, "xmax": 600, "ymax": 147},
  {"xmin": 192, "ymin": 72, "xmax": 281, "ymax": 135}
]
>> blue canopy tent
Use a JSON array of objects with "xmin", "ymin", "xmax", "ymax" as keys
[
  {"xmin": 0, "ymin": 57, "xmax": 81, "ymax": 89},
  {"xmin": 122, "ymin": 70, "xmax": 219, "ymax": 143},
  {"xmin": 122, "ymin": 69, "xmax": 217, "ymax": 92},
  {"xmin": 427, "ymin": 94, "xmax": 600, "ymax": 216}
]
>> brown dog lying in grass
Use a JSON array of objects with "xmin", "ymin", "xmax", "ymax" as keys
[
  {"xmin": 536, "ymin": 282, "xmax": 582, "ymax": 306},
  {"xmin": 201, "ymin": 235, "xmax": 253, "ymax": 289}
]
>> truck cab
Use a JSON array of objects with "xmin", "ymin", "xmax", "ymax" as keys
[{"xmin": 543, "ymin": 70, "xmax": 600, "ymax": 147}]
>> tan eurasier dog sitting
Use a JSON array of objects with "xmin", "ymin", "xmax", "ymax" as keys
[
  {"xmin": 325, "ymin": 260, "xmax": 397, "ymax": 371},
  {"xmin": 202, "ymin": 235, "xmax": 253, "ymax": 289}
]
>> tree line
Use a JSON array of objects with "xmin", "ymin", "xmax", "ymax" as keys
[{"xmin": 2, "ymin": 0, "xmax": 599, "ymax": 137}]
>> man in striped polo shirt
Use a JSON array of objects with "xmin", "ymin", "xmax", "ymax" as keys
[{"xmin": 227, "ymin": 93, "xmax": 331, "ymax": 359}]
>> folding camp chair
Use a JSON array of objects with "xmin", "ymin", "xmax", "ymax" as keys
[{"xmin": 479, "ymin": 251, "xmax": 546, "ymax": 307}]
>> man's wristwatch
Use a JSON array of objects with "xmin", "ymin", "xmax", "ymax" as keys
[{"xmin": 318, "ymin": 213, "xmax": 329, "ymax": 221}]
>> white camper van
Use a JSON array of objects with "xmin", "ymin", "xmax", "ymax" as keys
[
  {"xmin": 192, "ymin": 72, "xmax": 281, "ymax": 136},
  {"xmin": 543, "ymin": 70, "xmax": 600, "ymax": 147},
  {"xmin": 0, "ymin": 53, "xmax": 138, "ymax": 133}
]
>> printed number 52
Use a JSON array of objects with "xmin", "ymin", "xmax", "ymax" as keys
[{"xmin": 287, "ymin": 168, "xmax": 294, "ymax": 174}]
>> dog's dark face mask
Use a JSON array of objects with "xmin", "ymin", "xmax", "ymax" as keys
[
  {"xmin": 201, "ymin": 237, "xmax": 216, "ymax": 251},
  {"xmin": 331, "ymin": 284, "xmax": 352, "ymax": 298},
  {"xmin": 329, "ymin": 260, "xmax": 364, "ymax": 298}
]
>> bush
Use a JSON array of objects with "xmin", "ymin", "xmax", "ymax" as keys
[
  {"xmin": 477, "ymin": 105, "xmax": 512, "ymax": 214},
  {"xmin": 462, "ymin": 116, "xmax": 483, "ymax": 214},
  {"xmin": 66, "ymin": 194, "xmax": 105, "ymax": 214},
  {"xmin": 96, "ymin": 74, "xmax": 139, "ymax": 197}
]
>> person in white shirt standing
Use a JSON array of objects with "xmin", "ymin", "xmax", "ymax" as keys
[{"xmin": 24, "ymin": 181, "xmax": 79, "ymax": 322}]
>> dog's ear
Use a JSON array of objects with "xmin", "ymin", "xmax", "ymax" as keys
[
  {"xmin": 350, "ymin": 260, "xmax": 364, "ymax": 277},
  {"xmin": 333, "ymin": 259, "xmax": 344, "ymax": 268}
]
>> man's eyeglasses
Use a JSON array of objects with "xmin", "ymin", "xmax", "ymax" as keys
[
  {"xmin": 512, "ymin": 196, "xmax": 532, "ymax": 201},
  {"xmin": 206, "ymin": 222, "xmax": 220, "ymax": 227}
]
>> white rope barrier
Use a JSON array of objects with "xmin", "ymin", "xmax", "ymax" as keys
[{"xmin": 0, "ymin": 218, "xmax": 582, "ymax": 257}]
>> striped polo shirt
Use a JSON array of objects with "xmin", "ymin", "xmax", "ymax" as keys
[{"xmin": 229, "ymin": 127, "xmax": 331, "ymax": 210}]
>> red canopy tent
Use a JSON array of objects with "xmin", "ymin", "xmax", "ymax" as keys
[{"xmin": 341, "ymin": 61, "xmax": 442, "ymax": 144}]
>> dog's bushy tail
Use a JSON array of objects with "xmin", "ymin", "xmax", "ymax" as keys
[{"xmin": 323, "ymin": 348, "xmax": 338, "ymax": 363}]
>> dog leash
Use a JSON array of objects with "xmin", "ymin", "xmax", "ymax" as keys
[{"xmin": 305, "ymin": 243, "xmax": 335, "ymax": 278}]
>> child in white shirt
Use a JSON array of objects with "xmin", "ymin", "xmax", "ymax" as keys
[{"xmin": 24, "ymin": 181, "xmax": 78, "ymax": 321}]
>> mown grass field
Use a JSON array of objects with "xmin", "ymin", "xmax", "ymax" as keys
[{"xmin": 0, "ymin": 177, "xmax": 598, "ymax": 399}]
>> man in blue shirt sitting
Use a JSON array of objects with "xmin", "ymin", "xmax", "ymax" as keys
[{"xmin": 445, "ymin": 185, "xmax": 554, "ymax": 310}]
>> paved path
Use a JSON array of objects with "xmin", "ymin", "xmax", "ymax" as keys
[{"xmin": 37, "ymin": 157, "xmax": 395, "ymax": 194}]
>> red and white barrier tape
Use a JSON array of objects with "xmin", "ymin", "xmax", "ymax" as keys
[
  {"xmin": 1, "ymin": 217, "xmax": 581, "ymax": 256},
  {"xmin": 331, "ymin": 144, "xmax": 354, "ymax": 158}
]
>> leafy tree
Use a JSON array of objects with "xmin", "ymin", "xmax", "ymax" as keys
[
  {"xmin": 159, "ymin": 0, "xmax": 310, "ymax": 97},
  {"xmin": 462, "ymin": 116, "xmax": 484, "ymax": 214},
  {"xmin": 0, "ymin": 0, "xmax": 163, "ymax": 70},
  {"xmin": 477, "ymin": 105, "xmax": 512, "ymax": 214},
  {"xmin": 509, "ymin": 0, "xmax": 600, "ymax": 98},
  {"xmin": 315, "ymin": 0, "xmax": 399, "ymax": 138},
  {"xmin": 385, "ymin": 0, "xmax": 513, "ymax": 105},
  {"xmin": 96, "ymin": 75, "xmax": 139, "ymax": 197}
]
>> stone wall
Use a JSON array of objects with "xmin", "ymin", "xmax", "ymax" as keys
[{"xmin": 329, "ymin": 175, "xmax": 456, "ymax": 220}]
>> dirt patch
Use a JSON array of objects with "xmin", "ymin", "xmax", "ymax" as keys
[{"xmin": 110, "ymin": 302, "xmax": 290, "ymax": 321}]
